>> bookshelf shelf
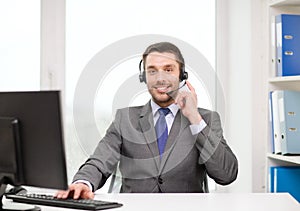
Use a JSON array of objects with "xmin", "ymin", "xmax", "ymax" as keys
[
  {"xmin": 270, "ymin": 0, "xmax": 300, "ymax": 6},
  {"xmin": 268, "ymin": 75, "xmax": 300, "ymax": 83},
  {"xmin": 268, "ymin": 76, "xmax": 300, "ymax": 90},
  {"xmin": 267, "ymin": 153, "xmax": 300, "ymax": 165}
]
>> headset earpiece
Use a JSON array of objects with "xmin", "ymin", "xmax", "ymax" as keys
[
  {"xmin": 138, "ymin": 60, "xmax": 146, "ymax": 83},
  {"xmin": 179, "ymin": 64, "xmax": 188, "ymax": 81},
  {"xmin": 180, "ymin": 69, "xmax": 188, "ymax": 81}
]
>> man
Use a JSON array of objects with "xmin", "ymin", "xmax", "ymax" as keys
[{"xmin": 56, "ymin": 42, "xmax": 238, "ymax": 199}]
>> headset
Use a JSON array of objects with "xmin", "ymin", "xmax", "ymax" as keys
[{"xmin": 138, "ymin": 59, "xmax": 188, "ymax": 83}]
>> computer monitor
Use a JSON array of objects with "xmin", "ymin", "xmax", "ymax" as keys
[{"xmin": 0, "ymin": 91, "xmax": 68, "ymax": 209}]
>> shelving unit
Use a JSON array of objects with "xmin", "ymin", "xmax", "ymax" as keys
[{"xmin": 266, "ymin": 0, "xmax": 300, "ymax": 191}]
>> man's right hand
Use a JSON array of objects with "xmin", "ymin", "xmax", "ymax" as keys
[{"xmin": 55, "ymin": 183, "xmax": 94, "ymax": 199}]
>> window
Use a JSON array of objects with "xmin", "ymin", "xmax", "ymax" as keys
[
  {"xmin": 0, "ymin": 0, "xmax": 217, "ymax": 193},
  {"xmin": 66, "ymin": 0, "xmax": 216, "ymax": 192},
  {"xmin": 0, "ymin": 0, "xmax": 40, "ymax": 91}
]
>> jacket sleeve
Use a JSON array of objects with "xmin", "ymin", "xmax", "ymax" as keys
[
  {"xmin": 72, "ymin": 110, "xmax": 122, "ymax": 191},
  {"xmin": 195, "ymin": 110, "xmax": 238, "ymax": 185}
]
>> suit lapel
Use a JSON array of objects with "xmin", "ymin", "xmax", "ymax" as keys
[
  {"xmin": 138, "ymin": 102, "xmax": 160, "ymax": 171},
  {"xmin": 158, "ymin": 111, "xmax": 190, "ymax": 174},
  {"xmin": 138, "ymin": 102, "xmax": 191, "ymax": 174}
]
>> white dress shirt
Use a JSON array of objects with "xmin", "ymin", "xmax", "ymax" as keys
[{"xmin": 150, "ymin": 100, "xmax": 207, "ymax": 135}]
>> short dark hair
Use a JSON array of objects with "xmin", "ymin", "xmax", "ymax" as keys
[{"xmin": 142, "ymin": 42, "xmax": 185, "ymax": 71}]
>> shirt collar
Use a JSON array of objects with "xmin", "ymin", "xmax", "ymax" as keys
[{"xmin": 150, "ymin": 99, "xmax": 179, "ymax": 117}]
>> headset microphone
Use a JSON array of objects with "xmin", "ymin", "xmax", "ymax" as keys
[{"xmin": 166, "ymin": 80, "xmax": 187, "ymax": 97}]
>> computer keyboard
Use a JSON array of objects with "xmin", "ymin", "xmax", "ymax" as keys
[{"xmin": 5, "ymin": 193, "xmax": 123, "ymax": 210}]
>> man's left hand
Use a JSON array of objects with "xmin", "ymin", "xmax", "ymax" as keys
[{"xmin": 175, "ymin": 81, "xmax": 202, "ymax": 124}]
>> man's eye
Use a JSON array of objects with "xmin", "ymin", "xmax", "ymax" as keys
[
  {"xmin": 147, "ymin": 69, "xmax": 156, "ymax": 75},
  {"xmin": 165, "ymin": 68, "xmax": 172, "ymax": 72}
]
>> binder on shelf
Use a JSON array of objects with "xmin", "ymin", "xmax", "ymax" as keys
[
  {"xmin": 269, "ymin": 166, "xmax": 300, "ymax": 202},
  {"xmin": 277, "ymin": 90, "xmax": 300, "ymax": 155},
  {"xmin": 276, "ymin": 14, "xmax": 300, "ymax": 76},
  {"xmin": 270, "ymin": 91, "xmax": 282, "ymax": 154},
  {"xmin": 269, "ymin": 92, "xmax": 275, "ymax": 153},
  {"xmin": 270, "ymin": 15, "xmax": 277, "ymax": 77}
]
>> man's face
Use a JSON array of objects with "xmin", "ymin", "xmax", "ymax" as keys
[{"xmin": 145, "ymin": 52, "xmax": 180, "ymax": 107}]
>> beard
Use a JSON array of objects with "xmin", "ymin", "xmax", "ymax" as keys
[
  {"xmin": 147, "ymin": 79, "xmax": 179, "ymax": 107},
  {"xmin": 153, "ymin": 93, "xmax": 173, "ymax": 105}
]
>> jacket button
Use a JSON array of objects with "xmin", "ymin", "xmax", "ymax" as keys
[{"xmin": 158, "ymin": 177, "xmax": 163, "ymax": 184}]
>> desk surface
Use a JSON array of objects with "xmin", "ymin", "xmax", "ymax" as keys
[{"xmin": 3, "ymin": 192, "xmax": 300, "ymax": 211}]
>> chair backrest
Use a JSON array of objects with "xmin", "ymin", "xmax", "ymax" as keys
[
  {"xmin": 203, "ymin": 173, "xmax": 209, "ymax": 193},
  {"xmin": 108, "ymin": 164, "xmax": 121, "ymax": 193}
]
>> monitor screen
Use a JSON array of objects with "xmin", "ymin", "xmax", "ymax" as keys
[
  {"xmin": 0, "ymin": 117, "xmax": 23, "ymax": 186},
  {"xmin": 0, "ymin": 91, "xmax": 68, "ymax": 193}
]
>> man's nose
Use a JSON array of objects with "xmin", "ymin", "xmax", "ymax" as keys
[{"xmin": 155, "ymin": 71, "xmax": 168, "ymax": 81}]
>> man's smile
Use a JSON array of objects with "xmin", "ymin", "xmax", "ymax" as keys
[{"xmin": 153, "ymin": 85, "xmax": 171, "ymax": 93}]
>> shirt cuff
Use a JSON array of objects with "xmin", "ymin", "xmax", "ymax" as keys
[
  {"xmin": 189, "ymin": 119, "xmax": 207, "ymax": 135},
  {"xmin": 73, "ymin": 180, "xmax": 93, "ymax": 191}
]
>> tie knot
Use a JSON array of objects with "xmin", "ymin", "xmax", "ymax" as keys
[{"xmin": 158, "ymin": 108, "xmax": 170, "ymax": 116}]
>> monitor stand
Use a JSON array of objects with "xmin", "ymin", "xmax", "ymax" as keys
[{"xmin": 0, "ymin": 184, "xmax": 40, "ymax": 211}]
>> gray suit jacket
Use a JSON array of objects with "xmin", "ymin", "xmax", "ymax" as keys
[{"xmin": 73, "ymin": 101, "xmax": 238, "ymax": 193}]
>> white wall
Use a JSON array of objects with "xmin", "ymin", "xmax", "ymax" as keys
[
  {"xmin": 250, "ymin": 0, "xmax": 269, "ymax": 192},
  {"xmin": 217, "ymin": 0, "xmax": 254, "ymax": 192},
  {"xmin": 217, "ymin": 0, "xmax": 269, "ymax": 193}
]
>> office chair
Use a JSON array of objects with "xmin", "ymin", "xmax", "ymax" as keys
[
  {"xmin": 108, "ymin": 164, "xmax": 121, "ymax": 193},
  {"xmin": 203, "ymin": 173, "xmax": 209, "ymax": 193}
]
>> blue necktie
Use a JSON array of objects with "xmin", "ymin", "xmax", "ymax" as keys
[{"xmin": 155, "ymin": 108, "xmax": 170, "ymax": 158}]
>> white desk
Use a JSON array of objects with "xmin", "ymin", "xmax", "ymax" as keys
[{"xmin": 3, "ymin": 192, "xmax": 300, "ymax": 211}]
